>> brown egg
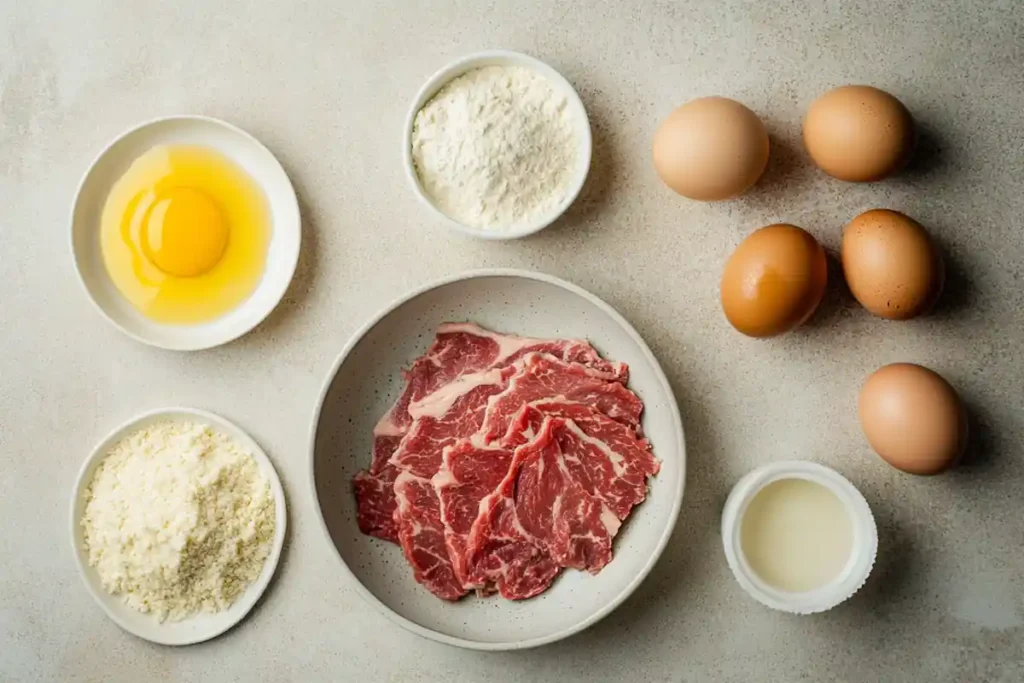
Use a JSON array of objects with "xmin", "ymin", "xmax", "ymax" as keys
[
  {"xmin": 653, "ymin": 97, "xmax": 770, "ymax": 201},
  {"xmin": 841, "ymin": 209, "xmax": 944, "ymax": 320},
  {"xmin": 803, "ymin": 85, "xmax": 915, "ymax": 182},
  {"xmin": 859, "ymin": 363, "xmax": 968, "ymax": 475},
  {"xmin": 721, "ymin": 224, "xmax": 828, "ymax": 337}
]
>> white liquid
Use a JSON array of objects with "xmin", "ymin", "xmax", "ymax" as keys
[{"xmin": 740, "ymin": 478, "xmax": 853, "ymax": 593}]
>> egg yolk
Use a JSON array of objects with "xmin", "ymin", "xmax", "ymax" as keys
[
  {"xmin": 100, "ymin": 145, "xmax": 270, "ymax": 325},
  {"xmin": 142, "ymin": 187, "xmax": 229, "ymax": 277}
]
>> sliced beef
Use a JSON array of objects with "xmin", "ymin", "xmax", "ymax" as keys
[
  {"xmin": 354, "ymin": 325, "xmax": 481, "ymax": 545},
  {"xmin": 504, "ymin": 401, "xmax": 660, "ymax": 519},
  {"xmin": 432, "ymin": 439, "xmax": 519, "ymax": 589},
  {"xmin": 477, "ymin": 353, "xmax": 644, "ymax": 444},
  {"xmin": 388, "ymin": 366, "xmax": 517, "ymax": 600},
  {"xmin": 396, "ymin": 356, "xmax": 642, "ymax": 599},
  {"xmin": 467, "ymin": 417, "xmax": 622, "ymax": 596},
  {"xmin": 392, "ymin": 470, "xmax": 465, "ymax": 600},
  {"xmin": 355, "ymin": 324, "xmax": 623, "ymax": 547},
  {"xmin": 383, "ymin": 341, "xmax": 627, "ymax": 601},
  {"xmin": 353, "ymin": 466, "xmax": 399, "ymax": 541},
  {"xmin": 352, "ymin": 434, "xmax": 404, "ymax": 542},
  {"xmin": 426, "ymin": 322, "xmax": 628, "ymax": 383},
  {"xmin": 392, "ymin": 366, "xmax": 519, "ymax": 477},
  {"xmin": 374, "ymin": 322, "xmax": 626, "ymax": 448},
  {"xmin": 439, "ymin": 401, "xmax": 658, "ymax": 592},
  {"xmin": 353, "ymin": 323, "xmax": 646, "ymax": 603}
]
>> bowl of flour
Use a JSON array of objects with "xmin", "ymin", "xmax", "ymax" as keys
[{"xmin": 404, "ymin": 50, "xmax": 592, "ymax": 239}]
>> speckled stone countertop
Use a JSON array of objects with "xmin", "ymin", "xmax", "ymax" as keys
[{"xmin": 2, "ymin": 1, "xmax": 1022, "ymax": 681}]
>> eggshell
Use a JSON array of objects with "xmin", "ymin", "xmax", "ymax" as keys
[
  {"xmin": 720, "ymin": 224, "xmax": 828, "ymax": 337},
  {"xmin": 841, "ymin": 209, "xmax": 944, "ymax": 320},
  {"xmin": 653, "ymin": 97, "xmax": 770, "ymax": 201},
  {"xmin": 858, "ymin": 363, "xmax": 968, "ymax": 475},
  {"xmin": 803, "ymin": 85, "xmax": 915, "ymax": 182}
]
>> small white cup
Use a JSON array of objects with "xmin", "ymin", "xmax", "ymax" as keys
[{"xmin": 721, "ymin": 460, "xmax": 878, "ymax": 614}]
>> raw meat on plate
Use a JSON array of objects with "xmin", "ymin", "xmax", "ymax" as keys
[
  {"xmin": 390, "ymin": 354, "xmax": 632, "ymax": 600},
  {"xmin": 432, "ymin": 438, "xmax": 552, "ymax": 594},
  {"xmin": 354, "ymin": 322, "xmax": 625, "ymax": 543},
  {"xmin": 352, "ymin": 464, "xmax": 399, "ymax": 542},
  {"xmin": 504, "ymin": 401, "xmax": 660, "ymax": 519},
  {"xmin": 477, "ymin": 353, "xmax": 644, "ymax": 443},
  {"xmin": 434, "ymin": 392, "xmax": 656, "ymax": 599},
  {"xmin": 452, "ymin": 402, "xmax": 659, "ymax": 599},
  {"xmin": 435, "ymin": 432, "xmax": 563, "ymax": 600},
  {"xmin": 352, "ymin": 322, "xmax": 657, "ymax": 603},
  {"xmin": 464, "ymin": 417, "xmax": 622, "ymax": 598},
  {"xmin": 391, "ymin": 365, "xmax": 517, "ymax": 600}
]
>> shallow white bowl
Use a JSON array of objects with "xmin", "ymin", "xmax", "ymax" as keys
[
  {"xmin": 402, "ymin": 50, "xmax": 592, "ymax": 240},
  {"xmin": 310, "ymin": 269, "xmax": 685, "ymax": 650},
  {"xmin": 70, "ymin": 115, "xmax": 301, "ymax": 350},
  {"xmin": 70, "ymin": 407, "xmax": 288, "ymax": 646}
]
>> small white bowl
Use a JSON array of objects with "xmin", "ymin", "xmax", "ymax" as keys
[
  {"xmin": 310, "ymin": 268, "xmax": 685, "ymax": 650},
  {"xmin": 402, "ymin": 50, "xmax": 592, "ymax": 240},
  {"xmin": 70, "ymin": 407, "xmax": 288, "ymax": 646},
  {"xmin": 70, "ymin": 115, "xmax": 301, "ymax": 350},
  {"xmin": 721, "ymin": 461, "xmax": 878, "ymax": 615}
]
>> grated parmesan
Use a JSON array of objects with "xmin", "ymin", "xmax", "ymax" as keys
[{"xmin": 81, "ymin": 420, "xmax": 275, "ymax": 622}]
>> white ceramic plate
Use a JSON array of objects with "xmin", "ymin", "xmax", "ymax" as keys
[
  {"xmin": 310, "ymin": 269, "xmax": 685, "ymax": 650},
  {"xmin": 70, "ymin": 407, "xmax": 288, "ymax": 646},
  {"xmin": 70, "ymin": 115, "xmax": 301, "ymax": 350},
  {"xmin": 402, "ymin": 50, "xmax": 592, "ymax": 240}
]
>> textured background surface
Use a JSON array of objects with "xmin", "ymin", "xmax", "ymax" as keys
[{"xmin": 2, "ymin": 1, "xmax": 1022, "ymax": 680}]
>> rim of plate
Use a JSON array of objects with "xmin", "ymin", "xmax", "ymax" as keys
[
  {"xmin": 308, "ymin": 267, "xmax": 686, "ymax": 650},
  {"xmin": 70, "ymin": 406, "xmax": 288, "ymax": 646},
  {"xmin": 68, "ymin": 114, "xmax": 301, "ymax": 351},
  {"xmin": 402, "ymin": 50, "xmax": 593, "ymax": 241}
]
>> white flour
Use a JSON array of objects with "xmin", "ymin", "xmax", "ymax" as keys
[
  {"xmin": 411, "ymin": 65, "xmax": 578, "ymax": 230},
  {"xmin": 81, "ymin": 421, "xmax": 275, "ymax": 622}
]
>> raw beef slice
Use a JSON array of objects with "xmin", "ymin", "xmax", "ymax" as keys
[
  {"xmin": 427, "ymin": 358, "xmax": 647, "ymax": 597},
  {"xmin": 467, "ymin": 417, "xmax": 622, "ymax": 596},
  {"xmin": 504, "ymin": 402, "xmax": 660, "ymax": 519},
  {"xmin": 444, "ymin": 427, "xmax": 564, "ymax": 599},
  {"xmin": 354, "ymin": 323, "xmax": 625, "ymax": 544},
  {"xmin": 431, "ymin": 438, "xmax": 545, "ymax": 591},
  {"xmin": 375, "ymin": 322, "xmax": 627, "ymax": 450},
  {"xmin": 392, "ymin": 470, "xmax": 465, "ymax": 600},
  {"xmin": 357, "ymin": 325, "xmax": 524, "ymax": 542},
  {"xmin": 353, "ymin": 466, "xmax": 399, "ymax": 541},
  {"xmin": 477, "ymin": 353, "xmax": 644, "ymax": 444},
  {"xmin": 439, "ymin": 401, "xmax": 658, "ymax": 593},
  {"xmin": 389, "ymin": 366, "xmax": 518, "ymax": 600},
  {"xmin": 353, "ymin": 433, "xmax": 404, "ymax": 540}
]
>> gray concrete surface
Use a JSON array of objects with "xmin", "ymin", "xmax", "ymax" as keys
[{"xmin": 2, "ymin": 1, "xmax": 1022, "ymax": 680}]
